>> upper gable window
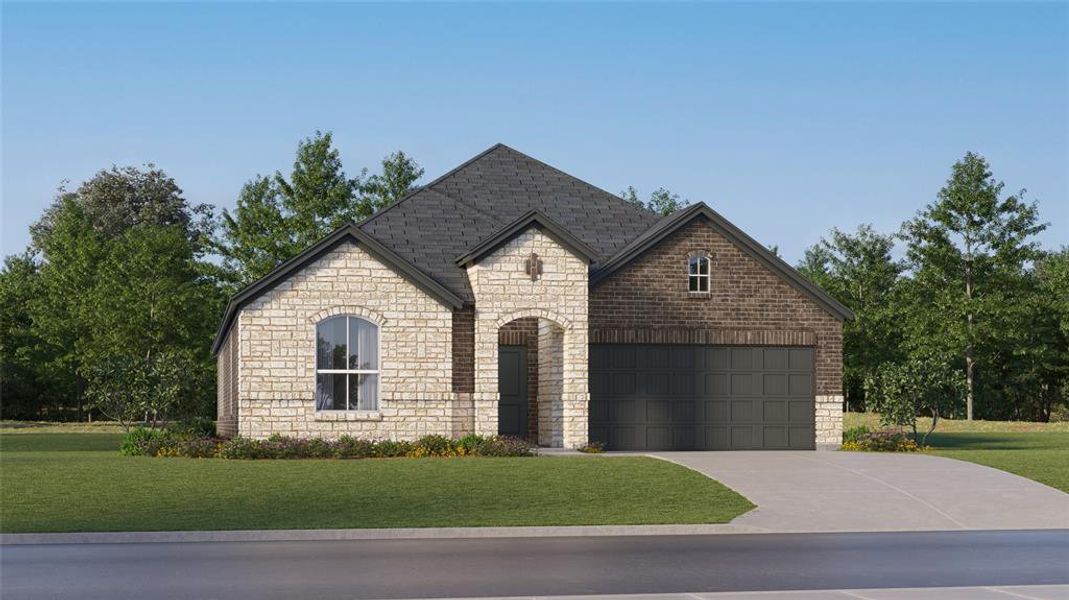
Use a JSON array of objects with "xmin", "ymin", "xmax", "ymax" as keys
[
  {"xmin": 688, "ymin": 254, "xmax": 710, "ymax": 293},
  {"xmin": 315, "ymin": 315, "xmax": 379, "ymax": 411}
]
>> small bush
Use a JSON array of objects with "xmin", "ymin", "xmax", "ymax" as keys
[
  {"xmin": 375, "ymin": 439, "xmax": 413, "ymax": 458},
  {"xmin": 474, "ymin": 436, "xmax": 535, "ymax": 457},
  {"xmin": 842, "ymin": 425, "xmax": 871, "ymax": 445},
  {"xmin": 120, "ymin": 427, "xmax": 176, "ymax": 457},
  {"xmin": 409, "ymin": 434, "xmax": 458, "ymax": 458},
  {"xmin": 334, "ymin": 435, "xmax": 375, "ymax": 459},
  {"xmin": 456, "ymin": 433, "xmax": 487, "ymax": 455},
  {"xmin": 218, "ymin": 436, "xmax": 267, "ymax": 459},
  {"xmin": 841, "ymin": 428, "xmax": 921, "ymax": 452},
  {"xmin": 577, "ymin": 441, "xmax": 605, "ymax": 454},
  {"xmin": 158, "ymin": 437, "xmax": 219, "ymax": 458}
]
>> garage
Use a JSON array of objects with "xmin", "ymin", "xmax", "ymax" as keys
[{"xmin": 589, "ymin": 344, "xmax": 816, "ymax": 450}]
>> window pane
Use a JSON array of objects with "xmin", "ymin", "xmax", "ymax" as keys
[
  {"xmin": 316, "ymin": 373, "xmax": 347, "ymax": 410},
  {"xmin": 698, "ymin": 257, "xmax": 709, "ymax": 275},
  {"xmin": 699, "ymin": 275, "xmax": 709, "ymax": 292},
  {"xmin": 317, "ymin": 316, "xmax": 347, "ymax": 370},
  {"xmin": 349, "ymin": 374, "xmax": 379, "ymax": 411},
  {"xmin": 688, "ymin": 258, "xmax": 699, "ymax": 275},
  {"xmin": 689, "ymin": 275, "xmax": 699, "ymax": 292},
  {"xmin": 349, "ymin": 318, "xmax": 378, "ymax": 371}
]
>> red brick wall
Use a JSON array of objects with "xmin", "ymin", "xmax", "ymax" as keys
[
  {"xmin": 589, "ymin": 219, "xmax": 844, "ymax": 395},
  {"xmin": 452, "ymin": 306, "xmax": 475, "ymax": 394}
]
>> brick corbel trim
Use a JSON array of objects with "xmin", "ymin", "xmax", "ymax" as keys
[{"xmin": 589, "ymin": 328, "xmax": 815, "ymax": 346}]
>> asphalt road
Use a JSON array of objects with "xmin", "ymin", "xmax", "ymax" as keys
[{"xmin": 2, "ymin": 530, "xmax": 1067, "ymax": 600}]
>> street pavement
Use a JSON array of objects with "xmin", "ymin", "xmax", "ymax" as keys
[{"xmin": 2, "ymin": 530, "xmax": 1067, "ymax": 599}]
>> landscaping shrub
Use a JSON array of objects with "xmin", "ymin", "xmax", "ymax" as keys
[
  {"xmin": 120, "ymin": 427, "xmax": 177, "ymax": 457},
  {"xmin": 333, "ymin": 435, "xmax": 376, "ymax": 459},
  {"xmin": 577, "ymin": 441, "xmax": 605, "ymax": 454},
  {"xmin": 474, "ymin": 436, "xmax": 534, "ymax": 457},
  {"xmin": 128, "ymin": 432, "xmax": 534, "ymax": 459},
  {"xmin": 842, "ymin": 425, "xmax": 871, "ymax": 445},
  {"xmin": 841, "ymin": 428, "xmax": 921, "ymax": 452}
]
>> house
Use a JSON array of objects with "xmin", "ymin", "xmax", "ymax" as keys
[{"xmin": 213, "ymin": 144, "xmax": 851, "ymax": 451}]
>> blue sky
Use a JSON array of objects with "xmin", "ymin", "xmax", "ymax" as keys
[{"xmin": 2, "ymin": 2, "xmax": 1066, "ymax": 263}]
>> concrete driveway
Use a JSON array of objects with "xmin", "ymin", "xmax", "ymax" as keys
[{"xmin": 650, "ymin": 451, "xmax": 1069, "ymax": 532}]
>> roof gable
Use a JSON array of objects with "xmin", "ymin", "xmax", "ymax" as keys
[
  {"xmin": 591, "ymin": 203, "xmax": 855, "ymax": 322},
  {"xmin": 456, "ymin": 210, "xmax": 599, "ymax": 267},
  {"xmin": 211, "ymin": 225, "xmax": 463, "ymax": 355}
]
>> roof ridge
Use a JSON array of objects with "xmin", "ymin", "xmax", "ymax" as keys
[
  {"xmin": 488, "ymin": 144, "xmax": 660, "ymax": 221},
  {"xmin": 358, "ymin": 143, "xmax": 506, "ymax": 228}
]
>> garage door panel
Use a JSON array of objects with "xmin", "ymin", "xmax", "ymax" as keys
[
  {"xmin": 731, "ymin": 373, "xmax": 754, "ymax": 395},
  {"xmin": 789, "ymin": 348, "xmax": 813, "ymax": 370},
  {"xmin": 762, "ymin": 400, "xmax": 788, "ymax": 422},
  {"xmin": 730, "ymin": 348, "xmax": 754, "ymax": 369},
  {"xmin": 590, "ymin": 344, "xmax": 815, "ymax": 451},
  {"xmin": 763, "ymin": 373, "xmax": 787, "ymax": 396},
  {"xmin": 763, "ymin": 348, "xmax": 788, "ymax": 370},
  {"xmin": 789, "ymin": 400, "xmax": 814, "ymax": 421},
  {"xmin": 647, "ymin": 400, "xmax": 671, "ymax": 422}
]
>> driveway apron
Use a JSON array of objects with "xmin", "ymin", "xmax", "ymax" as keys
[{"xmin": 647, "ymin": 451, "xmax": 1069, "ymax": 532}]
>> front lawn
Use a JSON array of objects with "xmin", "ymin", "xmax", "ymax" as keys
[
  {"xmin": 844, "ymin": 412, "xmax": 1069, "ymax": 493},
  {"xmin": 0, "ymin": 431, "xmax": 754, "ymax": 533}
]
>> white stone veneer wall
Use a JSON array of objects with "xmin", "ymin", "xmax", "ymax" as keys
[
  {"xmin": 236, "ymin": 242, "xmax": 455, "ymax": 439},
  {"xmin": 816, "ymin": 394, "xmax": 844, "ymax": 450},
  {"xmin": 467, "ymin": 228, "xmax": 589, "ymax": 448}
]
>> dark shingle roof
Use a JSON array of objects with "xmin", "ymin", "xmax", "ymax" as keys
[{"xmin": 359, "ymin": 144, "xmax": 660, "ymax": 301}]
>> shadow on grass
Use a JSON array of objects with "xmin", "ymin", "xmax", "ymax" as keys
[
  {"xmin": 927, "ymin": 431, "xmax": 1066, "ymax": 451},
  {"xmin": 0, "ymin": 433, "xmax": 123, "ymax": 453}
]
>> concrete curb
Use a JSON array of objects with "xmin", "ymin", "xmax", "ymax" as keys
[{"xmin": 0, "ymin": 524, "xmax": 770, "ymax": 545}]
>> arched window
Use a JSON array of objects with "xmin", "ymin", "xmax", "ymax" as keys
[
  {"xmin": 316, "ymin": 315, "xmax": 379, "ymax": 411},
  {"xmin": 688, "ymin": 254, "xmax": 710, "ymax": 293}
]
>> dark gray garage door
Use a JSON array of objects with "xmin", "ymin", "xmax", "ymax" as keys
[{"xmin": 589, "ymin": 345, "xmax": 815, "ymax": 450}]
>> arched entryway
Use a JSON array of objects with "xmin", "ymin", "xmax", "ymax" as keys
[{"xmin": 496, "ymin": 316, "xmax": 567, "ymax": 445}]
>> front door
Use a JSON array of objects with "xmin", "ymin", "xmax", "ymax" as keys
[{"xmin": 498, "ymin": 346, "xmax": 528, "ymax": 438}]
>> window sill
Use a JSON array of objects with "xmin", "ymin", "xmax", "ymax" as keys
[
  {"xmin": 314, "ymin": 410, "xmax": 383, "ymax": 422},
  {"xmin": 687, "ymin": 291, "xmax": 711, "ymax": 298}
]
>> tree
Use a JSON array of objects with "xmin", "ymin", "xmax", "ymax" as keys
[
  {"xmin": 865, "ymin": 356, "xmax": 967, "ymax": 446},
  {"xmin": 798, "ymin": 225, "xmax": 905, "ymax": 409},
  {"xmin": 215, "ymin": 132, "xmax": 424, "ymax": 284},
  {"xmin": 900, "ymin": 152, "xmax": 1047, "ymax": 419},
  {"xmin": 18, "ymin": 166, "xmax": 222, "ymax": 421},
  {"xmin": 31, "ymin": 165, "xmax": 213, "ymax": 256},
  {"xmin": 363, "ymin": 150, "xmax": 424, "ymax": 213},
  {"xmin": 0, "ymin": 254, "xmax": 74, "ymax": 419},
  {"xmin": 84, "ymin": 351, "xmax": 192, "ymax": 430},
  {"xmin": 621, "ymin": 186, "xmax": 688, "ymax": 216}
]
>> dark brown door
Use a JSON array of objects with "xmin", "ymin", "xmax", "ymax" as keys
[{"xmin": 589, "ymin": 345, "xmax": 815, "ymax": 450}]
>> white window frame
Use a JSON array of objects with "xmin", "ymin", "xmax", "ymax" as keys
[
  {"xmin": 315, "ymin": 315, "xmax": 381, "ymax": 411},
  {"xmin": 688, "ymin": 254, "xmax": 711, "ymax": 293}
]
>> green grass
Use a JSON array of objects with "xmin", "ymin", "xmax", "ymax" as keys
[
  {"xmin": 0, "ymin": 432, "xmax": 754, "ymax": 533},
  {"xmin": 844, "ymin": 412, "xmax": 1069, "ymax": 493}
]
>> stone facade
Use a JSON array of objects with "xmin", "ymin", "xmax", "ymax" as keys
[
  {"xmin": 465, "ymin": 227, "xmax": 590, "ymax": 448},
  {"xmin": 589, "ymin": 219, "xmax": 845, "ymax": 448},
  {"xmin": 232, "ymin": 241, "xmax": 457, "ymax": 439},
  {"xmin": 216, "ymin": 327, "xmax": 239, "ymax": 438}
]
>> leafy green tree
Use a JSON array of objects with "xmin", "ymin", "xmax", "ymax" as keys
[
  {"xmin": 363, "ymin": 150, "xmax": 424, "ymax": 213},
  {"xmin": 865, "ymin": 356, "xmax": 967, "ymax": 445},
  {"xmin": 0, "ymin": 254, "xmax": 74, "ymax": 419},
  {"xmin": 216, "ymin": 132, "xmax": 423, "ymax": 284},
  {"xmin": 899, "ymin": 152, "xmax": 1047, "ymax": 419},
  {"xmin": 621, "ymin": 186, "xmax": 688, "ymax": 216},
  {"xmin": 18, "ymin": 166, "xmax": 222, "ymax": 421},
  {"xmin": 84, "ymin": 351, "xmax": 193, "ymax": 430},
  {"xmin": 798, "ymin": 225, "xmax": 904, "ymax": 409}
]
